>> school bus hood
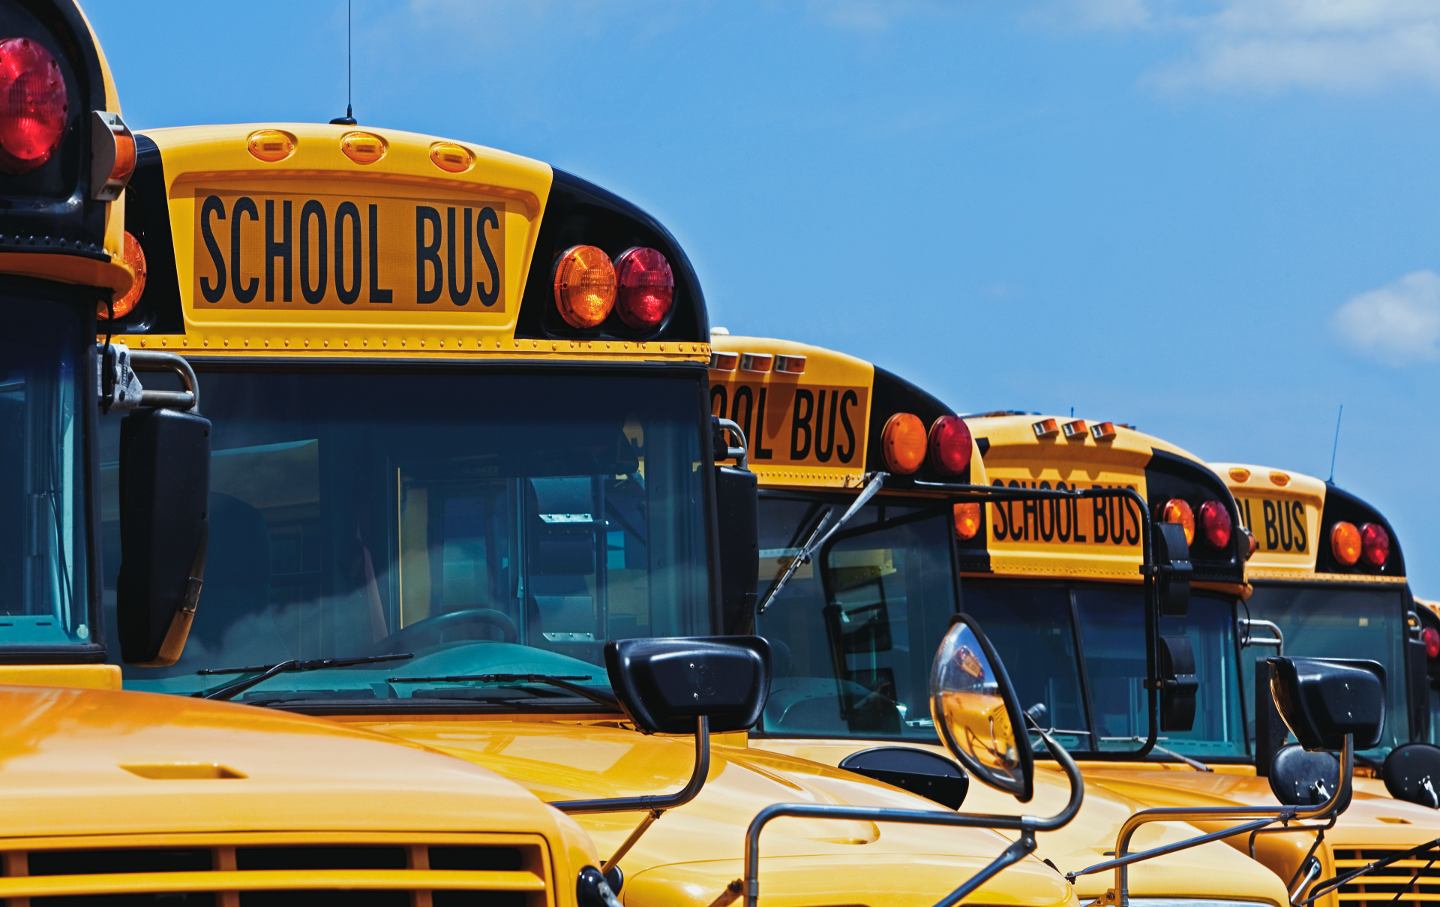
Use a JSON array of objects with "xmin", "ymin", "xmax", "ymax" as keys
[
  {"xmin": 623, "ymin": 852, "xmax": 1077, "ymax": 907},
  {"xmin": 0, "ymin": 685, "xmax": 579, "ymax": 839},
  {"xmin": 338, "ymin": 716, "xmax": 1059, "ymax": 878},
  {"xmin": 757, "ymin": 738, "xmax": 1289, "ymax": 904}
]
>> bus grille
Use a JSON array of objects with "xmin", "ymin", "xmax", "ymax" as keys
[
  {"xmin": 0, "ymin": 838, "xmax": 554, "ymax": 906},
  {"xmin": 1331, "ymin": 847, "xmax": 1440, "ymax": 905}
]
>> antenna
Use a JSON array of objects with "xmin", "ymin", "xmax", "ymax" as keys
[
  {"xmin": 1327, "ymin": 404, "xmax": 1344, "ymax": 483},
  {"xmin": 330, "ymin": 0, "xmax": 357, "ymax": 126}
]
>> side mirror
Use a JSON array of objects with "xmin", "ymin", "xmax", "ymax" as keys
[
  {"xmin": 1158, "ymin": 634, "xmax": 1198, "ymax": 732},
  {"xmin": 839, "ymin": 746, "xmax": 970, "ymax": 810},
  {"xmin": 1268, "ymin": 744, "xmax": 1344, "ymax": 808},
  {"xmin": 930, "ymin": 614, "xmax": 1035, "ymax": 802},
  {"xmin": 1152, "ymin": 521, "xmax": 1192, "ymax": 617},
  {"xmin": 116, "ymin": 406, "xmax": 210, "ymax": 667},
  {"xmin": 1382, "ymin": 743, "xmax": 1440, "ymax": 808},
  {"xmin": 1268, "ymin": 656, "xmax": 1385, "ymax": 751},
  {"xmin": 606, "ymin": 635, "xmax": 770, "ymax": 734}
]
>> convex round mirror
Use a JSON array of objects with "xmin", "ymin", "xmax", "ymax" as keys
[
  {"xmin": 1382, "ymin": 743, "xmax": 1440, "ymax": 808},
  {"xmin": 930, "ymin": 614, "xmax": 1034, "ymax": 802}
]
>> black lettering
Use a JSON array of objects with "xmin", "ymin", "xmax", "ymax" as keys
[
  {"xmin": 334, "ymin": 201, "xmax": 362, "ymax": 305},
  {"xmin": 813, "ymin": 390, "xmax": 838, "ymax": 463},
  {"xmin": 299, "ymin": 200, "xmax": 327, "ymax": 305},
  {"xmin": 368, "ymin": 204, "xmax": 393, "ymax": 303},
  {"xmin": 1292, "ymin": 502, "xmax": 1308, "ymax": 551},
  {"xmin": 791, "ymin": 389, "xmax": 815, "ymax": 460},
  {"xmin": 1094, "ymin": 495, "xmax": 1110, "ymax": 544},
  {"xmin": 264, "ymin": 199, "xmax": 292, "ymax": 303},
  {"xmin": 198, "ymin": 195, "xmax": 226, "ymax": 302},
  {"xmin": 1124, "ymin": 492, "xmax": 1141, "ymax": 545},
  {"xmin": 231, "ymin": 196, "xmax": 259, "ymax": 303},
  {"xmin": 446, "ymin": 206, "xmax": 473, "ymax": 306},
  {"xmin": 1262, "ymin": 499, "xmax": 1279, "ymax": 551},
  {"xmin": 415, "ymin": 206, "xmax": 441, "ymax": 304},
  {"xmin": 753, "ymin": 388, "xmax": 774, "ymax": 459},
  {"xmin": 1021, "ymin": 495, "xmax": 1038, "ymax": 543},
  {"xmin": 710, "ymin": 385, "xmax": 727, "ymax": 419},
  {"xmin": 837, "ymin": 390, "xmax": 859, "ymax": 463},
  {"xmin": 477, "ymin": 206, "xmax": 500, "ymax": 307}
]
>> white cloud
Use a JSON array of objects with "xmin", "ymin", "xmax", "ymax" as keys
[
  {"xmin": 1332, "ymin": 270, "xmax": 1440, "ymax": 364},
  {"xmin": 1050, "ymin": 0, "xmax": 1440, "ymax": 94}
]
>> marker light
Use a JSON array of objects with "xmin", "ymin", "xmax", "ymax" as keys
[
  {"xmin": 1268, "ymin": 471, "xmax": 1291, "ymax": 487},
  {"xmin": 1062, "ymin": 419, "xmax": 1087, "ymax": 440},
  {"xmin": 1242, "ymin": 527, "xmax": 1259, "ymax": 560},
  {"xmin": 0, "ymin": 38, "xmax": 67, "ymax": 174},
  {"xmin": 615, "ymin": 246, "xmax": 674, "ymax": 330},
  {"xmin": 710, "ymin": 351, "xmax": 739, "ymax": 371},
  {"xmin": 1330, "ymin": 521, "xmax": 1362, "ymax": 567},
  {"xmin": 928, "ymin": 415, "xmax": 972, "ymax": 476},
  {"xmin": 740, "ymin": 353, "xmax": 773, "ymax": 373},
  {"xmin": 1161, "ymin": 498, "xmax": 1196, "ymax": 546},
  {"xmin": 1032, "ymin": 418, "xmax": 1059, "ymax": 439},
  {"xmin": 882, "ymin": 413, "xmax": 926, "ymax": 475},
  {"xmin": 1229, "ymin": 467, "xmax": 1251, "ymax": 483},
  {"xmin": 340, "ymin": 130, "xmax": 387, "ymax": 165},
  {"xmin": 953, "ymin": 502, "xmax": 982, "ymax": 541},
  {"xmin": 553, "ymin": 245, "xmax": 616, "ymax": 329},
  {"xmin": 246, "ymin": 128, "xmax": 296, "ymax": 163},
  {"xmin": 98, "ymin": 231, "xmax": 146, "ymax": 320},
  {"xmin": 774, "ymin": 354, "xmax": 807, "ymax": 375},
  {"xmin": 1090, "ymin": 421, "xmax": 1117, "ymax": 441},
  {"xmin": 1361, "ymin": 523, "xmax": 1390, "ymax": 568},
  {"xmin": 1197, "ymin": 499, "xmax": 1232, "ymax": 550},
  {"xmin": 429, "ymin": 140, "xmax": 474, "ymax": 173},
  {"xmin": 1424, "ymin": 627, "xmax": 1440, "ymax": 661}
]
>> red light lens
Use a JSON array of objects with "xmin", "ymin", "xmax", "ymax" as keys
[
  {"xmin": 1160, "ymin": 498, "xmax": 1195, "ymax": 546},
  {"xmin": 1197, "ymin": 499, "xmax": 1232, "ymax": 550},
  {"xmin": 928, "ymin": 415, "xmax": 972, "ymax": 476},
  {"xmin": 615, "ymin": 246, "xmax": 674, "ymax": 330},
  {"xmin": 1361, "ymin": 522, "xmax": 1390, "ymax": 568},
  {"xmin": 0, "ymin": 38, "xmax": 67, "ymax": 175},
  {"xmin": 1424, "ymin": 627, "xmax": 1440, "ymax": 660}
]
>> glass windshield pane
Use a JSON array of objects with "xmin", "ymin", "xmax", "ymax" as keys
[
  {"xmin": 1241, "ymin": 584, "xmax": 1410, "ymax": 755},
  {"xmin": 754, "ymin": 495, "xmax": 956, "ymax": 741},
  {"xmin": 0, "ymin": 297, "xmax": 90, "ymax": 645},
  {"xmin": 103, "ymin": 369, "xmax": 710, "ymax": 705},
  {"xmin": 963, "ymin": 582, "xmax": 1090, "ymax": 752}
]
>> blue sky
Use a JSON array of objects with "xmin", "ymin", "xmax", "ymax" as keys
[{"xmin": 89, "ymin": 0, "xmax": 1440, "ymax": 591}]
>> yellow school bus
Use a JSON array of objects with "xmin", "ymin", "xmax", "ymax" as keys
[
  {"xmin": 0, "ymin": 2, "xmax": 644, "ymax": 904},
  {"xmin": 1415, "ymin": 598, "xmax": 1440, "ymax": 746},
  {"xmin": 96, "ymin": 121, "xmax": 1079, "ymax": 905},
  {"xmin": 709, "ymin": 334, "xmax": 1295, "ymax": 907}
]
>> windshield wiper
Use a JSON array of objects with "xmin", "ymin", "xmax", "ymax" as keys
[
  {"xmin": 195, "ymin": 653, "xmax": 413, "ymax": 701},
  {"xmin": 1102, "ymin": 735, "xmax": 1212, "ymax": 772},
  {"xmin": 756, "ymin": 471, "xmax": 887, "ymax": 615},
  {"xmin": 387, "ymin": 672, "xmax": 619, "ymax": 709}
]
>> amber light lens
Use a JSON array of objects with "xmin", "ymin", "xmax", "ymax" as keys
[
  {"xmin": 99, "ymin": 231, "xmax": 146, "ymax": 320},
  {"xmin": 615, "ymin": 246, "xmax": 674, "ymax": 329},
  {"xmin": 882, "ymin": 413, "xmax": 926, "ymax": 475},
  {"xmin": 553, "ymin": 245, "xmax": 617, "ymax": 329},
  {"xmin": 1197, "ymin": 499, "xmax": 1232, "ymax": 550},
  {"xmin": 0, "ymin": 38, "xmax": 67, "ymax": 174},
  {"xmin": 1161, "ymin": 498, "xmax": 1195, "ymax": 546},
  {"xmin": 953, "ymin": 502, "xmax": 982, "ymax": 540},
  {"xmin": 1330, "ymin": 521, "xmax": 1362, "ymax": 566},
  {"xmin": 928, "ymin": 415, "xmax": 972, "ymax": 476},
  {"xmin": 1360, "ymin": 522, "xmax": 1390, "ymax": 568}
]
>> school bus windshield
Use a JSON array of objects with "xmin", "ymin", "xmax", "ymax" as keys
[
  {"xmin": 0, "ymin": 296, "xmax": 91, "ymax": 648},
  {"xmin": 965, "ymin": 583, "xmax": 1248, "ymax": 759},
  {"xmin": 103, "ymin": 367, "xmax": 712, "ymax": 706},
  {"xmin": 1239, "ymin": 584, "xmax": 1410, "ymax": 755}
]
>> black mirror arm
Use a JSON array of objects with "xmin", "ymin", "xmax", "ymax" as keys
[
  {"xmin": 739, "ymin": 728, "xmax": 1083, "ymax": 907},
  {"xmin": 551, "ymin": 716, "xmax": 711, "ymax": 873},
  {"xmin": 1069, "ymin": 734, "xmax": 1356, "ymax": 907}
]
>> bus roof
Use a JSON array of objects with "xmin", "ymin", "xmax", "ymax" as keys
[
  {"xmin": 109, "ymin": 122, "xmax": 709, "ymax": 364},
  {"xmin": 1214, "ymin": 461, "xmax": 1406, "ymax": 582}
]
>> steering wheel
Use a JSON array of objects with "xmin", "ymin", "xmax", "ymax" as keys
[{"xmin": 380, "ymin": 608, "xmax": 519, "ymax": 652}]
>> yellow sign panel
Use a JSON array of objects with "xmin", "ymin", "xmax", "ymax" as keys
[
  {"xmin": 710, "ymin": 379, "xmax": 868, "ymax": 472},
  {"xmin": 983, "ymin": 466, "xmax": 1146, "ymax": 578},
  {"xmin": 1235, "ymin": 492, "xmax": 1316, "ymax": 558},
  {"xmin": 192, "ymin": 189, "xmax": 504, "ymax": 311}
]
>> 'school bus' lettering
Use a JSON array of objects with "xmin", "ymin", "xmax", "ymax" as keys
[
  {"xmin": 710, "ymin": 381, "xmax": 867, "ymax": 469},
  {"xmin": 988, "ymin": 478, "xmax": 1143, "ymax": 547},
  {"xmin": 193, "ymin": 190, "xmax": 504, "ymax": 310},
  {"xmin": 1236, "ymin": 493, "xmax": 1311, "ymax": 555}
]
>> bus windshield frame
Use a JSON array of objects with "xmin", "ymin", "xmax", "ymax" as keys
[
  {"xmin": 103, "ymin": 361, "xmax": 717, "ymax": 710},
  {"xmin": 0, "ymin": 288, "xmax": 98, "ymax": 656}
]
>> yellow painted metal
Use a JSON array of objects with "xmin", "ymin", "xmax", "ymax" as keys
[{"xmin": 0, "ymin": 663, "xmax": 121, "ymax": 690}]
